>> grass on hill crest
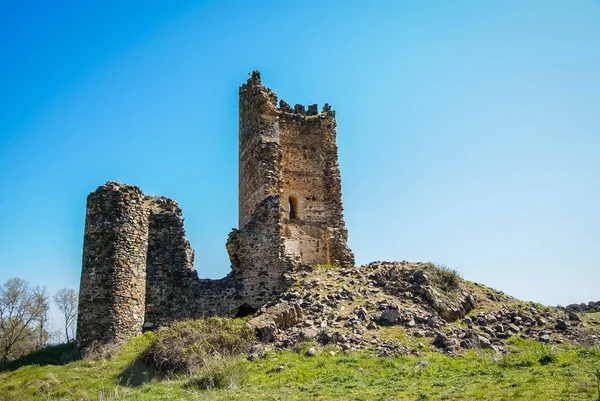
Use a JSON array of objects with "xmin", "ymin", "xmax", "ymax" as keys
[
  {"xmin": 1, "ymin": 265, "xmax": 598, "ymax": 400},
  {"xmin": 1, "ymin": 320, "xmax": 600, "ymax": 400}
]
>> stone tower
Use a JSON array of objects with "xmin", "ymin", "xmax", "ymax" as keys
[
  {"xmin": 229, "ymin": 71, "xmax": 354, "ymax": 272},
  {"xmin": 77, "ymin": 183, "xmax": 149, "ymax": 347}
]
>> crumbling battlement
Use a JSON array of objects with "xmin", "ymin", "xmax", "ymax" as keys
[
  {"xmin": 77, "ymin": 72, "xmax": 354, "ymax": 348},
  {"xmin": 278, "ymin": 100, "xmax": 336, "ymax": 117}
]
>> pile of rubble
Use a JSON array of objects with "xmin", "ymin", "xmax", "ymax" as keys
[
  {"xmin": 246, "ymin": 262, "xmax": 600, "ymax": 355},
  {"xmin": 433, "ymin": 306, "xmax": 598, "ymax": 354}
]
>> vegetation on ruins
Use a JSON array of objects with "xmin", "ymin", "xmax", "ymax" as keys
[{"xmin": 426, "ymin": 263, "xmax": 462, "ymax": 293}]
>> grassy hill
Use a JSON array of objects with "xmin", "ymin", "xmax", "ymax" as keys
[
  {"xmin": 1, "ymin": 322, "xmax": 599, "ymax": 400},
  {"xmin": 2, "ymin": 263, "xmax": 599, "ymax": 400}
]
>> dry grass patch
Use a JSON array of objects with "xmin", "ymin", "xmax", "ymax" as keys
[{"xmin": 143, "ymin": 317, "xmax": 255, "ymax": 375}]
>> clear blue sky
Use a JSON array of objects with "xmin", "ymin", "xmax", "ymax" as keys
[{"xmin": 1, "ymin": 1, "xmax": 598, "ymax": 308}]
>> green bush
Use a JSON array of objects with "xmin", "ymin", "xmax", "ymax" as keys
[
  {"xmin": 292, "ymin": 341, "xmax": 315, "ymax": 354},
  {"xmin": 143, "ymin": 317, "xmax": 255, "ymax": 374},
  {"xmin": 538, "ymin": 353, "xmax": 557, "ymax": 365},
  {"xmin": 427, "ymin": 263, "xmax": 462, "ymax": 292}
]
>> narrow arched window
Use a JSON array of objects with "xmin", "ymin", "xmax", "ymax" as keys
[{"xmin": 288, "ymin": 195, "xmax": 299, "ymax": 220}]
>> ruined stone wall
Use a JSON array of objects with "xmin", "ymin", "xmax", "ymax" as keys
[
  {"xmin": 77, "ymin": 182, "xmax": 271, "ymax": 343},
  {"xmin": 142, "ymin": 195, "xmax": 253, "ymax": 323},
  {"xmin": 77, "ymin": 183, "xmax": 149, "ymax": 348},
  {"xmin": 225, "ymin": 72, "xmax": 294, "ymax": 311},
  {"xmin": 144, "ymin": 196, "xmax": 196, "ymax": 329},
  {"xmin": 227, "ymin": 194, "xmax": 293, "ymax": 312}
]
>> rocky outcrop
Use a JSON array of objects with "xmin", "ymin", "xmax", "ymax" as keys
[
  {"xmin": 241, "ymin": 262, "xmax": 600, "ymax": 355},
  {"xmin": 246, "ymin": 302, "xmax": 303, "ymax": 342},
  {"xmin": 372, "ymin": 262, "xmax": 475, "ymax": 322}
]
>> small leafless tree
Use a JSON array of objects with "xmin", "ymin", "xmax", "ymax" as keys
[
  {"xmin": 53, "ymin": 288, "xmax": 78, "ymax": 343},
  {"xmin": 0, "ymin": 277, "xmax": 50, "ymax": 363},
  {"xmin": 33, "ymin": 289, "xmax": 50, "ymax": 349}
]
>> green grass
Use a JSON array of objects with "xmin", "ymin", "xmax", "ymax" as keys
[
  {"xmin": 1, "ymin": 333, "xmax": 599, "ymax": 400},
  {"xmin": 587, "ymin": 311, "xmax": 600, "ymax": 321},
  {"xmin": 0, "ymin": 342, "xmax": 80, "ymax": 371}
]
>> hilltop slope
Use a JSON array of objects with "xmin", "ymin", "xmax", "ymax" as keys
[
  {"xmin": 247, "ymin": 262, "xmax": 600, "ymax": 355},
  {"xmin": 1, "ymin": 261, "xmax": 599, "ymax": 401}
]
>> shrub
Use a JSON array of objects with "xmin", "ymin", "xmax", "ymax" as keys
[
  {"xmin": 427, "ymin": 264, "xmax": 462, "ymax": 292},
  {"xmin": 82, "ymin": 341, "xmax": 123, "ymax": 361},
  {"xmin": 538, "ymin": 353, "xmax": 558, "ymax": 365},
  {"xmin": 576, "ymin": 347, "xmax": 600, "ymax": 358},
  {"xmin": 143, "ymin": 317, "xmax": 255, "ymax": 374},
  {"xmin": 292, "ymin": 341, "xmax": 315, "ymax": 354}
]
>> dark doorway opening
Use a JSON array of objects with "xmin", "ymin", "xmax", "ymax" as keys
[{"xmin": 236, "ymin": 303, "xmax": 258, "ymax": 318}]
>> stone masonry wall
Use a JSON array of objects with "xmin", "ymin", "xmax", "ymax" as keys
[
  {"xmin": 144, "ymin": 196, "xmax": 196, "ymax": 329},
  {"xmin": 78, "ymin": 183, "xmax": 247, "ymax": 341},
  {"xmin": 238, "ymin": 71, "xmax": 281, "ymax": 229},
  {"xmin": 225, "ymin": 71, "xmax": 355, "ymax": 315},
  {"xmin": 227, "ymin": 194, "xmax": 294, "ymax": 312},
  {"xmin": 77, "ymin": 182, "xmax": 149, "ymax": 348}
]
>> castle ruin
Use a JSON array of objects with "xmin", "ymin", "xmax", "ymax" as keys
[{"xmin": 76, "ymin": 71, "xmax": 354, "ymax": 348}]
